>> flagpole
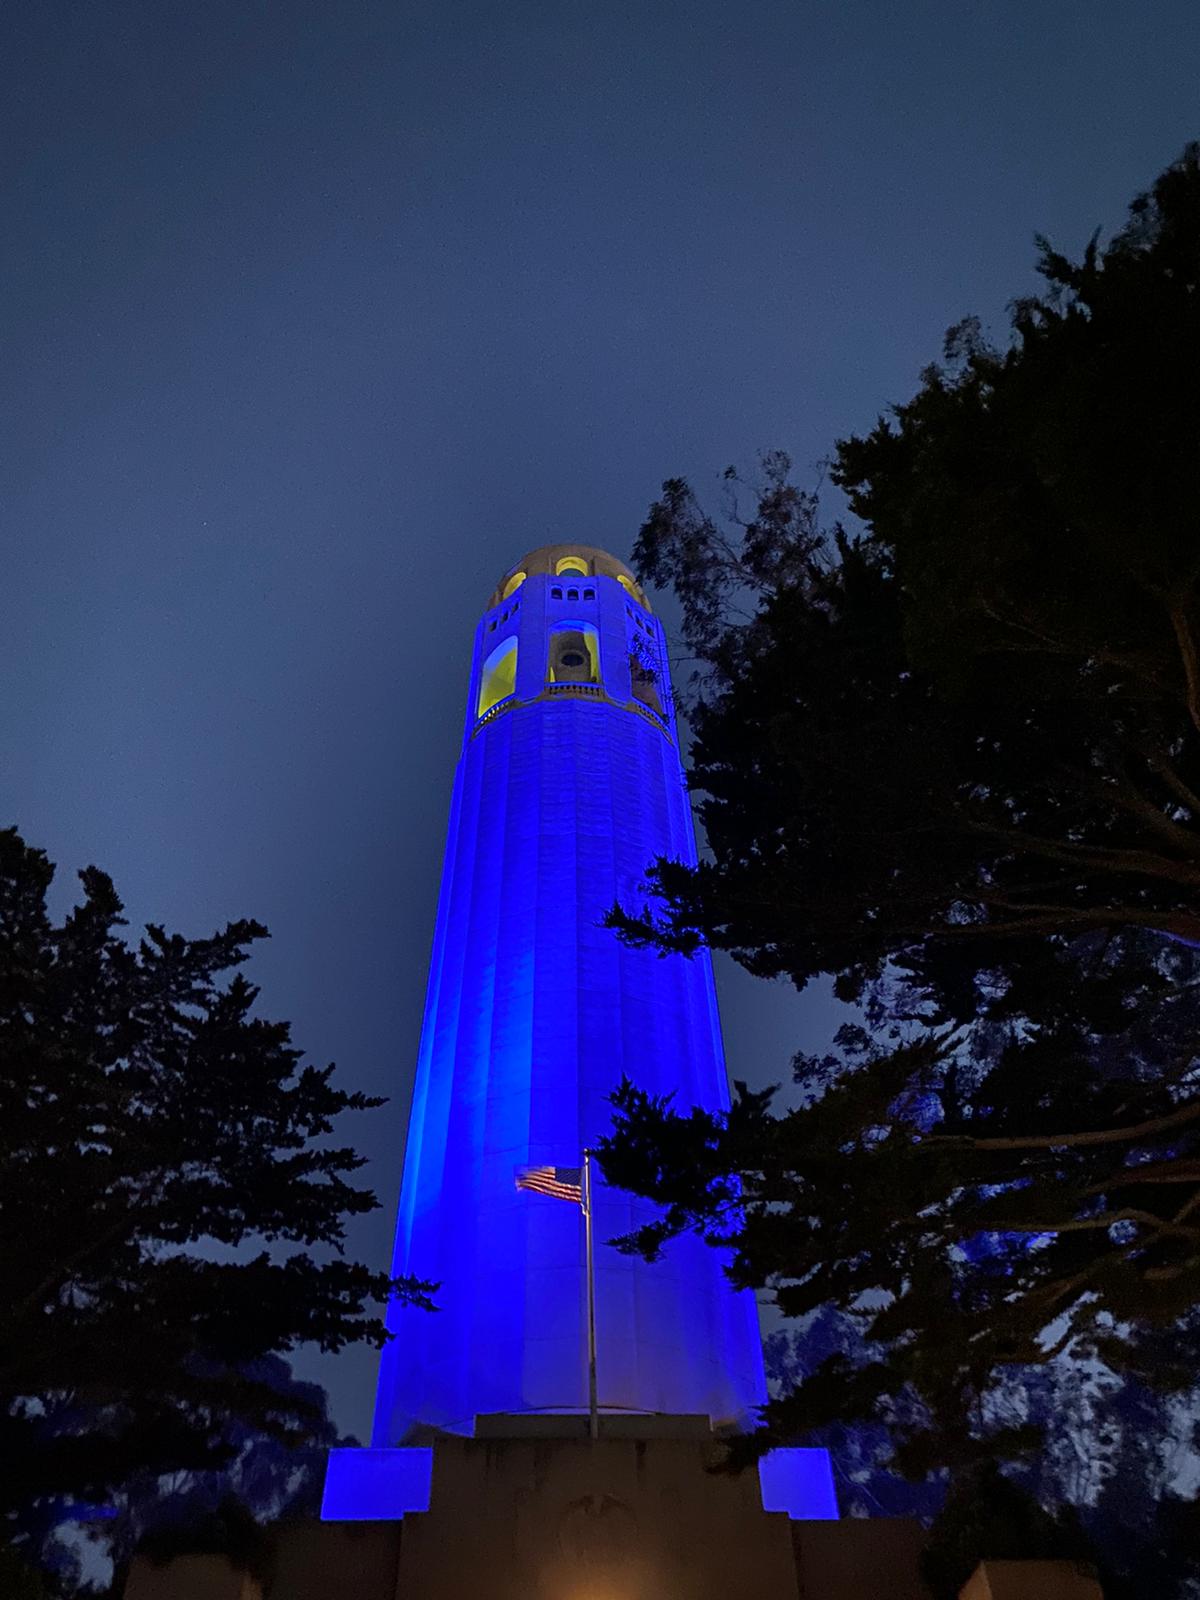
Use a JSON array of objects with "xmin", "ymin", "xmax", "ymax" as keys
[{"xmin": 582, "ymin": 1148, "xmax": 599, "ymax": 1441}]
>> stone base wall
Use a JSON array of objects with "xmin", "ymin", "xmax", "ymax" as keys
[
  {"xmin": 960, "ymin": 1560, "xmax": 1103, "ymax": 1600},
  {"xmin": 120, "ymin": 1423, "xmax": 1104, "ymax": 1600}
]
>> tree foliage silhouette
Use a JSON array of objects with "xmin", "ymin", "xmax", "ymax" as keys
[
  {"xmin": 0, "ymin": 827, "xmax": 432, "ymax": 1549},
  {"xmin": 600, "ymin": 147, "xmax": 1200, "ymax": 1483}
]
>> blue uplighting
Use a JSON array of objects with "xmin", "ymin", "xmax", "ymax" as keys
[
  {"xmin": 320, "ymin": 1448, "xmax": 433, "ymax": 1522},
  {"xmin": 758, "ymin": 1448, "xmax": 840, "ymax": 1520}
]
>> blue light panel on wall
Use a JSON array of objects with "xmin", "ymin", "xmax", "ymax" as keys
[
  {"xmin": 758, "ymin": 1449, "xmax": 840, "ymax": 1520},
  {"xmin": 320, "ymin": 1448, "xmax": 433, "ymax": 1522}
]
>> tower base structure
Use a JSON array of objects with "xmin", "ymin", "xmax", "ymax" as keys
[
  {"xmin": 126, "ymin": 1416, "xmax": 928, "ymax": 1600},
  {"xmin": 316, "ymin": 1414, "xmax": 829, "ymax": 1599}
]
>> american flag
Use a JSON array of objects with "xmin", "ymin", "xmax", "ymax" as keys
[{"xmin": 515, "ymin": 1164, "xmax": 583, "ymax": 1204}]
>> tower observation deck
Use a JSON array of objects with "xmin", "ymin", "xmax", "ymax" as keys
[{"xmin": 370, "ymin": 544, "xmax": 768, "ymax": 1444}]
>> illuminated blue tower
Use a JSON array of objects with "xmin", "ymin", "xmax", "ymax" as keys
[{"xmin": 371, "ymin": 545, "xmax": 768, "ymax": 1444}]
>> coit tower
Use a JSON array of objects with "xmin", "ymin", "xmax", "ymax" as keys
[{"xmin": 370, "ymin": 545, "xmax": 767, "ymax": 1444}]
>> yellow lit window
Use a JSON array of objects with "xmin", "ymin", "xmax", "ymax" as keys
[
  {"xmin": 478, "ymin": 636, "xmax": 518, "ymax": 716},
  {"xmin": 501, "ymin": 570, "xmax": 526, "ymax": 600},
  {"xmin": 555, "ymin": 556, "xmax": 589, "ymax": 577}
]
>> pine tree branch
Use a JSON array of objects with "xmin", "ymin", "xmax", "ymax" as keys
[
  {"xmin": 1142, "ymin": 749, "xmax": 1200, "ymax": 822},
  {"xmin": 1169, "ymin": 600, "xmax": 1200, "ymax": 738},
  {"xmin": 964, "ymin": 820, "xmax": 1200, "ymax": 884},
  {"xmin": 1104, "ymin": 765, "xmax": 1200, "ymax": 858},
  {"xmin": 1086, "ymin": 1158, "xmax": 1200, "ymax": 1192},
  {"xmin": 922, "ymin": 1096, "xmax": 1200, "ymax": 1153},
  {"xmin": 969, "ymin": 895, "xmax": 1200, "ymax": 943},
  {"xmin": 979, "ymin": 1208, "xmax": 1200, "ymax": 1239}
]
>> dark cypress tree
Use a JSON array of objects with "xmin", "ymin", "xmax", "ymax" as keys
[{"xmin": 0, "ymin": 828, "xmax": 432, "ymax": 1562}]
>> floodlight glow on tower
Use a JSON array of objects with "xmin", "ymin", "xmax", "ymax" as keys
[{"xmin": 370, "ymin": 545, "xmax": 768, "ymax": 1444}]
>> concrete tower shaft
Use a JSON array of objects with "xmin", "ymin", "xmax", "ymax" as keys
[{"xmin": 371, "ymin": 545, "xmax": 766, "ymax": 1444}]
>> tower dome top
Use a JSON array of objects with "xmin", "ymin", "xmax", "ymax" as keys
[{"xmin": 489, "ymin": 544, "xmax": 651, "ymax": 611}]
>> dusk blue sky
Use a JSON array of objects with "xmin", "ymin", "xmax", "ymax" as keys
[{"xmin": 4, "ymin": 1, "xmax": 1199, "ymax": 1437}]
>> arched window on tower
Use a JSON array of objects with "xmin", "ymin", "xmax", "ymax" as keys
[
  {"xmin": 555, "ymin": 556, "xmax": 590, "ymax": 577},
  {"xmin": 547, "ymin": 623, "xmax": 600, "ymax": 685},
  {"xmin": 477, "ymin": 635, "xmax": 518, "ymax": 716},
  {"xmin": 500, "ymin": 570, "xmax": 526, "ymax": 600}
]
